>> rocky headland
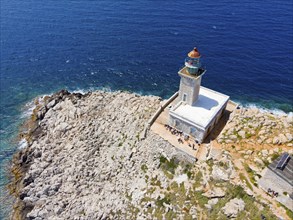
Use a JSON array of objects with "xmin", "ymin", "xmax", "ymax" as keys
[{"xmin": 8, "ymin": 90, "xmax": 293, "ymax": 220}]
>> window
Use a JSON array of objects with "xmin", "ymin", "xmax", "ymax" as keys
[
  {"xmin": 183, "ymin": 93, "xmax": 187, "ymax": 102},
  {"xmin": 190, "ymin": 127, "xmax": 197, "ymax": 136}
]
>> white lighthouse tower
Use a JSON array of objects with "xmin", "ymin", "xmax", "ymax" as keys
[
  {"xmin": 178, "ymin": 47, "xmax": 206, "ymax": 106},
  {"xmin": 169, "ymin": 47, "xmax": 230, "ymax": 143}
]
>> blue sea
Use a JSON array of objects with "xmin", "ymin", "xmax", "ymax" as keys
[{"xmin": 0, "ymin": 0, "xmax": 292, "ymax": 218}]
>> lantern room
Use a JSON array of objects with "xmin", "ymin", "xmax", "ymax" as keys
[{"xmin": 185, "ymin": 47, "xmax": 202, "ymax": 75}]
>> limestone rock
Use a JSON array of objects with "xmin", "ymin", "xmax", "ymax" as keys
[
  {"xmin": 245, "ymin": 150, "xmax": 253, "ymax": 155},
  {"xmin": 273, "ymin": 137, "xmax": 279, "ymax": 145},
  {"xmin": 189, "ymin": 205, "xmax": 197, "ymax": 219},
  {"xmin": 205, "ymin": 198, "xmax": 219, "ymax": 210},
  {"xmin": 254, "ymin": 157, "xmax": 264, "ymax": 167},
  {"xmin": 212, "ymin": 165, "xmax": 229, "ymax": 181},
  {"xmin": 10, "ymin": 90, "xmax": 293, "ymax": 219},
  {"xmin": 278, "ymin": 134, "xmax": 288, "ymax": 144},
  {"xmin": 261, "ymin": 149, "xmax": 268, "ymax": 157},
  {"xmin": 203, "ymin": 187, "xmax": 226, "ymax": 198},
  {"xmin": 238, "ymin": 130, "xmax": 246, "ymax": 139},
  {"xmin": 285, "ymin": 133, "xmax": 293, "ymax": 142},
  {"xmin": 222, "ymin": 198, "xmax": 245, "ymax": 218}
]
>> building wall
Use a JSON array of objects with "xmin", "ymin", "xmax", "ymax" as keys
[
  {"xmin": 204, "ymin": 102, "xmax": 227, "ymax": 138},
  {"xmin": 169, "ymin": 115, "xmax": 205, "ymax": 142},
  {"xmin": 169, "ymin": 101, "xmax": 228, "ymax": 143},
  {"xmin": 178, "ymin": 75, "xmax": 202, "ymax": 106}
]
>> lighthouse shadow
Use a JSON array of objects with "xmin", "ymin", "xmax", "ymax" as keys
[{"xmin": 203, "ymin": 108, "xmax": 232, "ymax": 143}]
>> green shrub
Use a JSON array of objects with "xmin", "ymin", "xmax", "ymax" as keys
[
  {"xmin": 271, "ymin": 153, "xmax": 280, "ymax": 161},
  {"xmin": 156, "ymin": 196, "xmax": 171, "ymax": 207},
  {"xmin": 239, "ymin": 173, "xmax": 253, "ymax": 191},
  {"xmin": 159, "ymin": 156, "xmax": 178, "ymax": 174},
  {"xmin": 141, "ymin": 164, "xmax": 148, "ymax": 173}
]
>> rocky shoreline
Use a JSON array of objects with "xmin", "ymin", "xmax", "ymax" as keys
[{"xmin": 8, "ymin": 90, "xmax": 292, "ymax": 219}]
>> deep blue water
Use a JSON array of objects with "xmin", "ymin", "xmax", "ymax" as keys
[{"xmin": 0, "ymin": 0, "xmax": 292, "ymax": 218}]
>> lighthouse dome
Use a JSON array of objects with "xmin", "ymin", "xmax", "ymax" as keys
[{"xmin": 188, "ymin": 47, "xmax": 201, "ymax": 58}]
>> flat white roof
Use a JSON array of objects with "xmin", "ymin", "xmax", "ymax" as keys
[{"xmin": 170, "ymin": 86, "xmax": 229, "ymax": 129}]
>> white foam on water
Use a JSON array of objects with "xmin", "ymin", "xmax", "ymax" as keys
[
  {"xmin": 21, "ymin": 94, "xmax": 53, "ymax": 119},
  {"xmin": 243, "ymin": 103, "xmax": 290, "ymax": 116},
  {"xmin": 21, "ymin": 100, "xmax": 36, "ymax": 119},
  {"xmin": 70, "ymin": 86, "xmax": 114, "ymax": 94},
  {"xmin": 70, "ymin": 88, "xmax": 89, "ymax": 94},
  {"xmin": 18, "ymin": 139, "xmax": 28, "ymax": 149}
]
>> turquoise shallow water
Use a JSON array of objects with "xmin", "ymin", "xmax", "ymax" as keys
[{"xmin": 1, "ymin": 0, "xmax": 292, "ymax": 218}]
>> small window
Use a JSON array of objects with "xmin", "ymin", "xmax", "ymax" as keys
[{"xmin": 183, "ymin": 93, "xmax": 187, "ymax": 102}]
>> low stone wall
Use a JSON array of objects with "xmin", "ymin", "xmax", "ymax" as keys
[{"xmin": 142, "ymin": 92, "xmax": 179, "ymax": 139}]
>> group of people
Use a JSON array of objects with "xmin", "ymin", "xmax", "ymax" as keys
[
  {"xmin": 164, "ymin": 124, "xmax": 197, "ymax": 150},
  {"xmin": 164, "ymin": 124, "xmax": 183, "ymax": 136},
  {"xmin": 267, "ymin": 188, "xmax": 279, "ymax": 197}
]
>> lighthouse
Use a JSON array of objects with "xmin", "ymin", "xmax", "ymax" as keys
[
  {"xmin": 169, "ymin": 47, "xmax": 230, "ymax": 143},
  {"xmin": 178, "ymin": 47, "xmax": 206, "ymax": 106}
]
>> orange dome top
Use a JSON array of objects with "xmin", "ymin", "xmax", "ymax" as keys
[{"xmin": 188, "ymin": 47, "xmax": 201, "ymax": 58}]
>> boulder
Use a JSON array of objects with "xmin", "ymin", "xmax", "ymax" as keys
[
  {"xmin": 254, "ymin": 157, "xmax": 264, "ymax": 167},
  {"xmin": 261, "ymin": 149, "xmax": 268, "ymax": 157},
  {"xmin": 46, "ymin": 99, "xmax": 56, "ymax": 109},
  {"xmin": 272, "ymin": 137, "xmax": 279, "ymax": 145},
  {"xmin": 212, "ymin": 165, "xmax": 229, "ymax": 181},
  {"xmin": 285, "ymin": 133, "xmax": 293, "ymax": 142},
  {"xmin": 205, "ymin": 198, "xmax": 219, "ymax": 210},
  {"xmin": 278, "ymin": 134, "xmax": 288, "ymax": 144},
  {"xmin": 245, "ymin": 150, "xmax": 253, "ymax": 155},
  {"xmin": 238, "ymin": 131, "xmax": 246, "ymax": 139},
  {"xmin": 189, "ymin": 206, "xmax": 197, "ymax": 219},
  {"xmin": 222, "ymin": 198, "xmax": 245, "ymax": 218},
  {"xmin": 203, "ymin": 187, "xmax": 226, "ymax": 198},
  {"xmin": 229, "ymin": 135, "xmax": 238, "ymax": 141}
]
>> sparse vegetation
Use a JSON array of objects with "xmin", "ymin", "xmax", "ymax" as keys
[
  {"xmin": 279, "ymin": 203, "xmax": 293, "ymax": 219},
  {"xmin": 192, "ymin": 171, "xmax": 203, "ymax": 188},
  {"xmin": 141, "ymin": 164, "xmax": 148, "ymax": 173},
  {"xmin": 156, "ymin": 196, "xmax": 171, "ymax": 207},
  {"xmin": 271, "ymin": 152, "xmax": 280, "ymax": 161},
  {"xmin": 239, "ymin": 173, "xmax": 253, "ymax": 191},
  {"xmin": 150, "ymin": 176, "xmax": 162, "ymax": 188},
  {"xmin": 159, "ymin": 156, "xmax": 178, "ymax": 174},
  {"xmin": 208, "ymin": 184, "xmax": 278, "ymax": 220},
  {"xmin": 183, "ymin": 163, "xmax": 193, "ymax": 179},
  {"xmin": 244, "ymin": 163, "xmax": 258, "ymax": 187},
  {"xmin": 218, "ymin": 161, "xmax": 229, "ymax": 170}
]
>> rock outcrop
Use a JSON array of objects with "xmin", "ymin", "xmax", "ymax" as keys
[
  {"xmin": 10, "ymin": 90, "xmax": 172, "ymax": 219},
  {"xmin": 217, "ymin": 107, "xmax": 293, "ymax": 146},
  {"xmin": 8, "ymin": 90, "xmax": 290, "ymax": 220}
]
